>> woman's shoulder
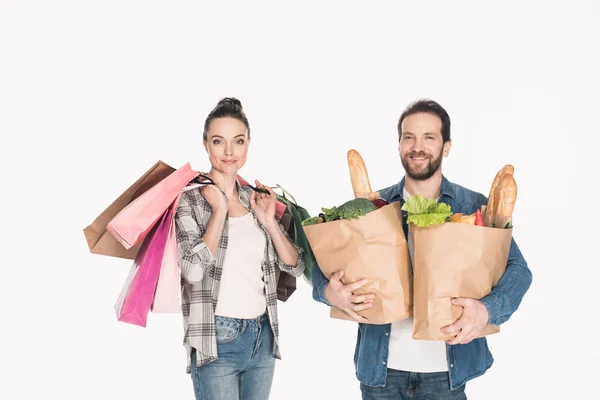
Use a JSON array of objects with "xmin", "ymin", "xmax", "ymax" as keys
[{"xmin": 179, "ymin": 185, "xmax": 208, "ymax": 205}]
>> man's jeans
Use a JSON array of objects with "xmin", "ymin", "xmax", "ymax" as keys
[
  {"xmin": 190, "ymin": 313, "xmax": 275, "ymax": 400},
  {"xmin": 360, "ymin": 369, "xmax": 467, "ymax": 400}
]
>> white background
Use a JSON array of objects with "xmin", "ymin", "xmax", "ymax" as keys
[{"xmin": 1, "ymin": 1, "xmax": 598, "ymax": 399}]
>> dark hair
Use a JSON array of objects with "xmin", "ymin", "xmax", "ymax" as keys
[
  {"xmin": 397, "ymin": 99, "xmax": 451, "ymax": 143},
  {"xmin": 203, "ymin": 97, "xmax": 250, "ymax": 141}
]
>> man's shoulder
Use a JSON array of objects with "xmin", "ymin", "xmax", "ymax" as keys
[{"xmin": 446, "ymin": 178, "xmax": 488, "ymax": 206}]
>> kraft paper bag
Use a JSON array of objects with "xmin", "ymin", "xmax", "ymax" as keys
[
  {"xmin": 303, "ymin": 202, "xmax": 412, "ymax": 324},
  {"xmin": 84, "ymin": 160, "xmax": 175, "ymax": 260},
  {"xmin": 411, "ymin": 219, "xmax": 512, "ymax": 340}
]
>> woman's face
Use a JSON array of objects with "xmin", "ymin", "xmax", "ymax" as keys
[{"xmin": 204, "ymin": 117, "xmax": 250, "ymax": 174}]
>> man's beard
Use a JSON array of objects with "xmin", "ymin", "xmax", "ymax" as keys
[{"xmin": 401, "ymin": 147, "xmax": 444, "ymax": 180}]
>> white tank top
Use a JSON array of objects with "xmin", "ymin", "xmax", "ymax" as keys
[{"xmin": 214, "ymin": 212, "xmax": 267, "ymax": 319}]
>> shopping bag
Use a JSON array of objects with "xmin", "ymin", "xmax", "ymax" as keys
[
  {"xmin": 116, "ymin": 206, "xmax": 173, "ymax": 327},
  {"xmin": 272, "ymin": 207, "xmax": 297, "ymax": 302},
  {"xmin": 150, "ymin": 184, "xmax": 200, "ymax": 313},
  {"xmin": 107, "ymin": 163, "xmax": 199, "ymax": 250},
  {"xmin": 411, "ymin": 221, "xmax": 512, "ymax": 340},
  {"xmin": 84, "ymin": 160, "xmax": 175, "ymax": 260},
  {"xmin": 303, "ymin": 202, "xmax": 412, "ymax": 324},
  {"xmin": 272, "ymin": 184, "xmax": 316, "ymax": 284}
]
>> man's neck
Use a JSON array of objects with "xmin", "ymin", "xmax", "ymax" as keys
[{"xmin": 404, "ymin": 172, "xmax": 443, "ymax": 200}]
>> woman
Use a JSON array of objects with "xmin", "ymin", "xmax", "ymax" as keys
[{"xmin": 174, "ymin": 97, "xmax": 305, "ymax": 400}]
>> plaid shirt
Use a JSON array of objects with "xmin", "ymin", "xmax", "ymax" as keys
[{"xmin": 174, "ymin": 180, "xmax": 305, "ymax": 373}]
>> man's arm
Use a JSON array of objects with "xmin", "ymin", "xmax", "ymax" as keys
[
  {"xmin": 480, "ymin": 237, "xmax": 532, "ymax": 325},
  {"xmin": 311, "ymin": 258, "xmax": 332, "ymax": 306}
]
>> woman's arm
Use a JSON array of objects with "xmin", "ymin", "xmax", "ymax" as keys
[{"xmin": 175, "ymin": 191, "xmax": 226, "ymax": 284}]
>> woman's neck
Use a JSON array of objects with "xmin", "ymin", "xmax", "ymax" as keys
[{"xmin": 208, "ymin": 169, "xmax": 238, "ymax": 199}]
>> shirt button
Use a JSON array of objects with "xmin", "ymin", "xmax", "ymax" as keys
[
  {"xmin": 385, "ymin": 332, "xmax": 389, "ymax": 336},
  {"xmin": 450, "ymin": 364, "xmax": 454, "ymax": 368},
  {"xmin": 382, "ymin": 361, "xmax": 386, "ymax": 365}
]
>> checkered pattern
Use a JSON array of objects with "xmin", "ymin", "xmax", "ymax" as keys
[{"xmin": 174, "ymin": 180, "xmax": 305, "ymax": 373}]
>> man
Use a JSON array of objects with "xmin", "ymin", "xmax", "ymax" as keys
[{"xmin": 311, "ymin": 99, "xmax": 532, "ymax": 399}]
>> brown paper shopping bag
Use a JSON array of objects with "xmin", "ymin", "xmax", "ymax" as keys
[
  {"xmin": 303, "ymin": 202, "xmax": 412, "ymax": 324},
  {"xmin": 83, "ymin": 160, "xmax": 175, "ymax": 260},
  {"xmin": 411, "ymin": 221, "xmax": 512, "ymax": 340}
]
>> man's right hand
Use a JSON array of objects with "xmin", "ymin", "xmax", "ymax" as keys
[{"xmin": 325, "ymin": 270, "xmax": 374, "ymax": 323}]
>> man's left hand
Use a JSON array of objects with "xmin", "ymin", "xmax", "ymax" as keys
[{"xmin": 441, "ymin": 297, "xmax": 489, "ymax": 345}]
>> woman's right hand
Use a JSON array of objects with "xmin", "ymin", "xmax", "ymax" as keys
[{"xmin": 201, "ymin": 184, "xmax": 227, "ymax": 213}]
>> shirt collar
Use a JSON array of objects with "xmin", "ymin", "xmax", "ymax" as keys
[{"xmin": 396, "ymin": 174, "xmax": 456, "ymax": 200}]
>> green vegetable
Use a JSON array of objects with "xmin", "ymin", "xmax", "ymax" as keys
[
  {"xmin": 321, "ymin": 206, "xmax": 338, "ymax": 222},
  {"xmin": 301, "ymin": 198, "xmax": 378, "ymax": 226},
  {"xmin": 301, "ymin": 216, "xmax": 322, "ymax": 226},
  {"xmin": 335, "ymin": 198, "xmax": 378, "ymax": 220},
  {"xmin": 401, "ymin": 195, "xmax": 452, "ymax": 227}
]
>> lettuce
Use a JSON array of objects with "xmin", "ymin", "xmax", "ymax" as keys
[{"xmin": 401, "ymin": 195, "xmax": 452, "ymax": 227}]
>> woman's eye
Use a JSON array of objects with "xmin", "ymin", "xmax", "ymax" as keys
[
  {"xmin": 213, "ymin": 140, "xmax": 221, "ymax": 145},
  {"xmin": 236, "ymin": 139, "xmax": 245, "ymax": 145}
]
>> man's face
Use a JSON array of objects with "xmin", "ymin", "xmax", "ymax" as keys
[{"xmin": 399, "ymin": 112, "xmax": 451, "ymax": 180}]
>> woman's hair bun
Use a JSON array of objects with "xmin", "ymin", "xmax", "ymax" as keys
[{"xmin": 216, "ymin": 97, "xmax": 243, "ymax": 112}]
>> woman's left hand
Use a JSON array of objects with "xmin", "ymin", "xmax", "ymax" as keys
[{"xmin": 250, "ymin": 180, "xmax": 277, "ymax": 227}]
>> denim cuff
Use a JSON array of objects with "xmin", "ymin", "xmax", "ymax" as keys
[
  {"xmin": 480, "ymin": 292, "xmax": 501, "ymax": 325},
  {"xmin": 317, "ymin": 280, "xmax": 332, "ymax": 307}
]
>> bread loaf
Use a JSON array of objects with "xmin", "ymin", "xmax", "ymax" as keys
[
  {"xmin": 493, "ymin": 174, "xmax": 517, "ymax": 217},
  {"xmin": 449, "ymin": 212, "xmax": 476, "ymax": 224},
  {"xmin": 486, "ymin": 164, "xmax": 514, "ymax": 217},
  {"xmin": 347, "ymin": 149, "xmax": 373, "ymax": 199},
  {"xmin": 484, "ymin": 164, "xmax": 518, "ymax": 226}
]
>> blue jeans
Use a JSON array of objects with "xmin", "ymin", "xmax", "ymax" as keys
[
  {"xmin": 190, "ymin": 313, "xmax": 275, "ymax": 400},
  {"xmin": 360, "ymin": 369, "xmax": 467, "ymax": 400}
]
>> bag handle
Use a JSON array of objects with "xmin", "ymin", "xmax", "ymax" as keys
[{"xmin": 273, "ymin": 184, "xmax": 298, "ymax": 204}]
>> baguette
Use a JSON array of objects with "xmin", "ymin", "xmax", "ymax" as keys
[
  {"xmin": 486, "ymin": 164, "xmax": 514, "ymax": 217},
  {"xmin": 493, "ymin": 174, "xmax": 517, "ymax": 217},
  {"xmin": 347, "ymin": 149, "xmax": 373, "ymax": 199}
]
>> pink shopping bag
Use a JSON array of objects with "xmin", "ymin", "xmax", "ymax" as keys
[
  {"xmin": 107, "ymin": 163, "xmax": 199, "ymax": 249},
  {"xmin": 150, "ymin": 185, "xmax": 199, "ymax": 313},
  {"xmin": 116, "ymin": 206, "xmax": 173, "ymax": 327}
]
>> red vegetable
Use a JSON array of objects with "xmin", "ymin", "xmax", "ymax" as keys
[
  {"xmin": 475, "ymin": 209, "xmax": 484, "ymax": 226},
  {"xmin": 371, "ymin": 198, "xmax": 389, "ymax": 209}
]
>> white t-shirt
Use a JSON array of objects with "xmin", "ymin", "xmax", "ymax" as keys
[
  {"xmin": 386, "ymin": 188, "xmax": 449, "ymax": 372},
  {"xmin": 214, "ymin": 212, "xmax": 267, "ymax": 319}
]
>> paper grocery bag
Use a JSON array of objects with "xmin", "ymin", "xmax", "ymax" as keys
[
  {"xmin": 411, "ymin": 221, "xmax": 512, "ymax": 340},
  {"xmin": 303, "ymin": 202, "xmax": 412, "ymax": 324},
  {"xmin": 84, "ymin": 161, "xmax": 175, "ymax": 260}
]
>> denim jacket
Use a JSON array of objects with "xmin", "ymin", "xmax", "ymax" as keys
[{"xmin": 311, "ymin": 175, "xmax": 532, "ymax": 390}]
